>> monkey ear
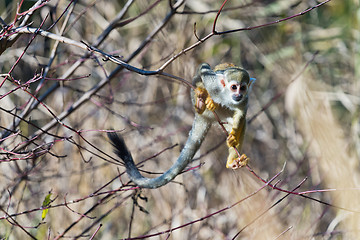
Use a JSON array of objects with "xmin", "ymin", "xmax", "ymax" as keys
[
  {"xmin": 220, "ymin": 79, "xmax": 226, "ymax": 87},
  {"xmin": 217, "ymin": 74, "xmax": 226, "ymax": 88},
  {"xmin": 248, "ymin": 78, "xmax": 256, "ymax": 92}
]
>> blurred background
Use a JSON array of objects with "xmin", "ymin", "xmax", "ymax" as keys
[{"xmin": 0, "ymin": 0, "xmax": 359, "ymax": 239}]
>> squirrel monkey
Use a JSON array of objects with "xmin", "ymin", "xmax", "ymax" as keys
[{"xmin": 108, "ymin": 63, "xmax": 255, "ymax": 188}]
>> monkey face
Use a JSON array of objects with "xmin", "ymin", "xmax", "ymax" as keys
[
  {"xmin": 200, "ymin": 64, "xmax": 255, "ymax": 110},
  {"xmin": 228, "ymin": 80, "xmax": 248, "ymax": 102},
  {"xmin": 221, "ymin": 68, "xmax": 251, "ymax": 106}
]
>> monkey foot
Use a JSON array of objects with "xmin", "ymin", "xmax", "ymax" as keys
[
  {"xmin": 194, "ymin": 87, "xmax": 208, "ymax": 114},
  {"xmin": 205, "ymin": 96, "xmax": 218, "ymax": 111},
  {"xmin": 226, "ymin": 154, "xmax": 249, "ymax": 170},
  {"xmin": 226, "ymin": 130, "xmax": 238, "ymax": 147},
  {"xmin": 195, "ymin": 98, "xmax": 206, "ymax": 114}
]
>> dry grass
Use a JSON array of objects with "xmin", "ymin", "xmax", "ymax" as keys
[{"xmin": 0, "ymin": 0, "xmax": 359, "ymax": 239}]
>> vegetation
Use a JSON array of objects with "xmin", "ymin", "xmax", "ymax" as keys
[{"xmin": 0, "ymin": 0, "xmax": 359, "ymax": 239}]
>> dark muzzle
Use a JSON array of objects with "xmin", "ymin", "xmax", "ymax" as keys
[{"xmin": 232, "ymin": 94, "xmax": 243, "ymax": 102}]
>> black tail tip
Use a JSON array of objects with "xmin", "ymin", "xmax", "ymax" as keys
[{"xmin": 107, "ymin": 132, "xmax": 132, "ymax": 161}]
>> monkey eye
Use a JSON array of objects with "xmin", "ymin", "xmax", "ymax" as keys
[
  {"xmin": 230, "ymin": 84, "xmax": 238, "ymax": 91},
  {"xmin": 240, "ymin": 83, "xmax": 247, "ymax": 92}
]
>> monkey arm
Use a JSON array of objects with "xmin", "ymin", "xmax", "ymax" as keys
[
  {"xmin": 226, "ymin": 109, "xmax": 246, "ymax": 148},
  {"xmin": 225, "ymin": 110, "xmax": 249, "ymax": 169}
]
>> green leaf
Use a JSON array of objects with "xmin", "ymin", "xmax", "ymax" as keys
[{"xmin": 41, "ymin": 192, "xmax": 52, "ymax": 220}]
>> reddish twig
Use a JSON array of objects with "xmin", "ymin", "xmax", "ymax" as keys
[
  {"xmin": 215, "ymin": 0, "xmax": 332, "ymax": 35},
  {"xmin": 1, "ymin": 15, "xmax": 48, "ymax": 87},
  {"xmin": 89, "ymin": 224, "xmax": 103, "ymax": 240},
  {"xmin": 121, "ymin": 166, "xmax": 285, "ymax": 240},
  {"xmin": 248, "ymin": 51, "xmax": 319, "ymax": 124},
  {"xmin": 212, "ymin": 0, "xmax": 229, "ymax": 33},
  {"xmin": 211, "ymin": 105, "xmax": 360, "ymax": 213},
  {"xmin": 231, "ymin": 177, "xmax": 306, "ymax": 239}
]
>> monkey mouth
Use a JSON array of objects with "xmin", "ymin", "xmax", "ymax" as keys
[{"xmin": 232, "ymin": 94, "xmax": 243, "ymax": 102}]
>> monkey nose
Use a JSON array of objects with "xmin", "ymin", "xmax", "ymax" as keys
[{"xmin": 232, "ymin": 94, "xmax": 242, "ymax": 102}]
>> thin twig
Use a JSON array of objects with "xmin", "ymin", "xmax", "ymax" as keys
[{"xmin": 120, "ymin": 167, "xmax": 285, "ymax": 240}]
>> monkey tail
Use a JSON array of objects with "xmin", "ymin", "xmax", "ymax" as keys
[{"xmin": 107, "ymin": 115, "xmax": 211, "ymax": 189}]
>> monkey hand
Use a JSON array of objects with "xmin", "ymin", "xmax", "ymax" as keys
[
  {"xmin": 226, "ymin": 129, "xmax": 239, "ymax": 147},
  {"xmin": 205, "ymin": 96, "xmax": 218, "ymax": 111},
  {"xmin": 226, "ymin": 154, "xmax": 249, "ymax": 169},
  {"xmin": 194, "ymin": 87, "xmax": 208, "ymax": 114}
]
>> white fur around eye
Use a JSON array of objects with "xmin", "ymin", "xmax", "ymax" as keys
[{"xmin": 230, "ymin": 84, "xmax": 238, "ymax": 91}]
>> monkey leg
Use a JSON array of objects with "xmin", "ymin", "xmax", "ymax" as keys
[
  {"xmin": 226, "ymin": 129, "xmax": 240, "ymax": 148},
  {"xmin": 226, "ymin": 146, "xmax": 249, "ymax": 169}
]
